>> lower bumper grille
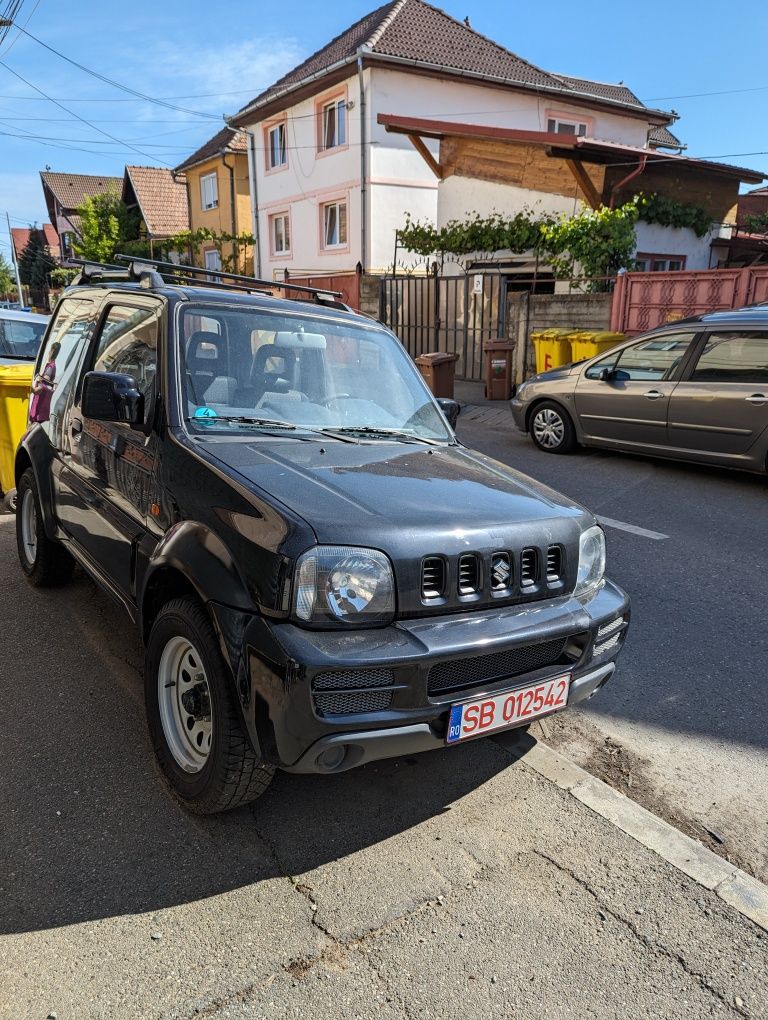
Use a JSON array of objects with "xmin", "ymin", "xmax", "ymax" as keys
[
  {"xmin": 312, "ymin": 668, "xmax": 395, "ymax": 717},
  {"xmin": 427, "ymin": 637, "xmax": 569, "ymax": 697}
]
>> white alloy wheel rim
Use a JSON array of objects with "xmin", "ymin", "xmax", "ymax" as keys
[
  {"xmin": 533, "ymin": 408, "xmax": 565, "ymax": 449},
  {"xmin": 157, "ymin": 636, "xmax": 213, "ymax": 773},
  {"xmin": 20, "ymin": 488, "xmax": 37, "ymax": 565}
]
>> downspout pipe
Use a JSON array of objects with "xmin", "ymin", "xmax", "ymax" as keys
[
  {"xmin": 357, "ymin": 51, "xmax": 367, "ymax": 273},
  {"xmin": 221, "ymin": 150, "xmax": 238, "ymax": 269},
  {"xmin": 246, "ymin": 130, "xmax": 262, "ymax": 277},
  {"xmin": 609, "ymin": 154, "xmax": 648, "ymax": 208}
]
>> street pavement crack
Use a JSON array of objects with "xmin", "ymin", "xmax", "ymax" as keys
[{"xmin": 533, "ymin": 849, "xmax": 746, "ymax": 1016}]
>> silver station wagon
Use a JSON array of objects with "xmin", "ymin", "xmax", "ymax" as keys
[{"xmin": 511, "ymin": 306, "xmax": 768, "ymax": 474}]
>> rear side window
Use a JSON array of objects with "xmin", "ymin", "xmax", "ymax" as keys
[
  {"xmin": 34, "ymin": 298, "xmax": 95, "ymax": 436},
  {"xmin": 691, "ymin": 332, "xmax": 768, "ymax": 384}
]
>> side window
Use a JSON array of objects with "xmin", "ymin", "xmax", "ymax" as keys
[
  {"xmin": 91, "ymin": 304, "xmax": 159, "ymax": 421},
  {"xmin": 31, "ymin": 298, "xmax": 94, "ymax": 435},
  {"xmin": 690, "ymin": 332, "xmax": 768, "ymax": 384},
  {"xmin": 585, "ymin": 333, "xmax": 696, "ymax": 382}
]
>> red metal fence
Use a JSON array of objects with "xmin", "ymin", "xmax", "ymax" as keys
[{"xmin": 610, "ymin": 266, "xmax": 768, "ymax": 335}]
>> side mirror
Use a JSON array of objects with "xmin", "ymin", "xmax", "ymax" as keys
[
  {"xmin": 437, "ymin": 398, "xmax": 460, "ymax": 429},
  {"xmin": 82, "ymin": 371, "xmax": 144, "ymax": 427},
  {"xmin": 598, "ymin": 367, "xmax": 613, "ymax": 382}
]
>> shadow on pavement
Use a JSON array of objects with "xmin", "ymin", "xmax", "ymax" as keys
[{"xmin": 1, "ymin": 540, "xmax": 522, "ymax": 936}]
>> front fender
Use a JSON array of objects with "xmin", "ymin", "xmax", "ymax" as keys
[{"xmin": 15, "ymin": 427, "xmax": 59, "ymax": 540}]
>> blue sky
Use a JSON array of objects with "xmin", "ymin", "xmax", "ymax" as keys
[{"xmin": 1, "ymin": 0, "xmax": 767, "ymax": 258}]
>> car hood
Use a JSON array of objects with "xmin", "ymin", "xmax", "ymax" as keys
[
  {"xmin": 197, "ymin": 436, "xmax": 591, "ymax": 548},
  {"xmin": 529, "ymin": 362, "xmax": 580, "ymax": 382}
]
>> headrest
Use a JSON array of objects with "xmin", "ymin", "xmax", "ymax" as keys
[{"xmin": 187, "ymin": 331, "xmax": 225, "ymax": 363}]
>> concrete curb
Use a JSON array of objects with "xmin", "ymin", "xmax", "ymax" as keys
[{"xmin": 505, "ymin": 739, "xmax": 768, "ymax": 934}]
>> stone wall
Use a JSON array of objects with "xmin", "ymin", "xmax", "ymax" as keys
[{"xmin": 507, "ymin": 292, "xmax": 613, "ymax": 380}]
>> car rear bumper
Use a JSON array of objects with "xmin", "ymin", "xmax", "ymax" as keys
[{"xmin": 211, "ymin": 579, "xmax": 630, "ymax": 773}]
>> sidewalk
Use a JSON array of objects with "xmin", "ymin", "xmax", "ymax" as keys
[{"xmin": 454, "ymin": 378, "xmax": 515, "ymax": 428}]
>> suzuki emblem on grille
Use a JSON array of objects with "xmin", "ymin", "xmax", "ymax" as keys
[{"xmin": 492, "ymin": 556, "xmax": 510, "ymax": 587}]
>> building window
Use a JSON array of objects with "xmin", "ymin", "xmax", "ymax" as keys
[
  {"xmin": 321, "ymin": 98, "xmax": 346, "ymax": 151},
  {"xmin": 200, "ymin": 172, "xmax": 218, "ymax": 210},
  {"xmin": 267, "ymin": 122, "xmax": 287, "ymax": 170},
  {"xmin": 547, "ymin": 117, "xmax": 588, "ymax": 136},
  {"xmin": 270, "ymin": 212, "xmax": 291, "ymax": 255},
  {"xmin": 203, "ymin": 248, "xmax": 222, "ymax": 280},
  {"xmin": 635, "ymin": 254, "xmax": 686, "ymax": 272},
  {"xmin": 322, "ymin": 201, "xmax": 347, "ymax": 248}
]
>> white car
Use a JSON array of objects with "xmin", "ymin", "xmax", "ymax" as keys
[{"xmin": 0, "ymin": 308, "xmax": 49, "ymax": 365}]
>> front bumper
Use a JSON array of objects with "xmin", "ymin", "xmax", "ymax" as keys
[
  {"xmin": 510, "ymin": 396, "xmax": 528, "ymax": 433},
  {"xmin": 211, "ymin": 579, "xmax": 629, "ymax": 774}
]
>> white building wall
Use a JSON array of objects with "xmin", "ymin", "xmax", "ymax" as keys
[
  {"xmin": 245, "ymin": 65, "xmax": 657, "ymax": 276},
  {"xmin": 633, "ymin": 222, "xmax": 719, "ymax": 271}
]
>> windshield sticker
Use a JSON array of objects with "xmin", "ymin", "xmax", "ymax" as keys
[{"xmin": 194, "ymin": 406, "xmax": 219, "ymax": 422}]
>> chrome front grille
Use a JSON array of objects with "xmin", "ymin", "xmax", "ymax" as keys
[{"xmin": 419, "ymin": 545, "xmax": 568, "ymax": 605}]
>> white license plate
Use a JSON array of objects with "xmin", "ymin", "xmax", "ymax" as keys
[{"xmin": 446, "ymin": 674, "xmax": 571, "ymax": 744}]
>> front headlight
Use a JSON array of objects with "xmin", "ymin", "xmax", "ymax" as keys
[
  {"xmin": 574, "ymin": 525, "xmax": 606, "ymax": 596},
  {"xmin": 294, "ymin": 546, "xmax": 395, "ymax": 627}
]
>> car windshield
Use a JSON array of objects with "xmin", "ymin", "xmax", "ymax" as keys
[
  {"xmin": 0, "ymin": 314, "xmax": 47, "ymax": 360},
  {"xmin": 179, "ymin": 304, "xmax": 452, "ymax": 442}
]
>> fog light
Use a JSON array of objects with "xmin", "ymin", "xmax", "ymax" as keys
[{"xmin": 316, "ymin": 745, "xmax": 347, "ymax": 771}]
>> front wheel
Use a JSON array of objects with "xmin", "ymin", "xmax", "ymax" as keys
[
  {"xmin": 144, "ymin": 597, "xmax": 275, "ymax": 813},
  {"xmin": 529, "ymin": 402, "xmax": 577, "ymax": 454}
]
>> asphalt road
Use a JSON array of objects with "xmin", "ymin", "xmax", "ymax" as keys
[
  {"xmin": 457, "ymin": 410, "xmax": 768, "ymax": 883},
  {"xmin": 1, "ymin": 503, "xmax": 768, "ymax": 1019}
]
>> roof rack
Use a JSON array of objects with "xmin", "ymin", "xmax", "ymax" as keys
[
  {"xmin": 112, "ymin": 254, "xmax": 351, "ymax": 311},
  {"xmin": 65, "ymin": 258, "xmax": 165, "ymax": 290}
]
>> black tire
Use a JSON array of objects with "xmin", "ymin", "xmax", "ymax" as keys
[
  {"xmin": 144, "ymin": 597, "xmax": 275, "ymax": 813},
  {"xmin": 529, "ymin": 401, "xmax": 577, "ymax": 455},
  {"xmin": 16, "ymin": 468, "xmax": 75, "ymax": 587}
]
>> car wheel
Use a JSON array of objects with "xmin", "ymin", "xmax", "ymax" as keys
[
  {"xmin": 16, "ymin": 468, "xmax": 75, "ymax": 586},
  {"xmin": 145, "ymin": 597, "xmax": 275, "ymax": 813},
  {"xmin": 529, "ymin": 402, "xmax": 577, "ymax": 454},
  {"xmin": 2, "ymin": 489, "xmax": 17, "ymax": 513}
]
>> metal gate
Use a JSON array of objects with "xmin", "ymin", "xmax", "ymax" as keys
[{"xmin": 379, "ymin": 273, "xmax": 505, "ymax": 381}]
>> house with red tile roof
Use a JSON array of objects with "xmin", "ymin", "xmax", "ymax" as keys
[
  {"xmin": 10, "ymin": 223, "xmax": 59, "ymax": 263},
  {"xmin": 122, "ymin": 166, "xmax": 189, "ymax": 254},
  {"xmin": 228, "ymin": 0, "xmax": 695, "ymax": 277},
  {"xmin": 40, "ymin": 171, "xmax": 123, "ymax": 259}
]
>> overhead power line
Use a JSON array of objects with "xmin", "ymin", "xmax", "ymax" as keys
[
  {"xmin": 645, "ymin": 84, "xmax": 768, "ymax": 102},
  {"xmin": 0, "ymin": 59, "xmax": 176, "ymax": 165},
  {"xmin": 10, "ymin": 23, "xmax": 222, "ymax": 120}
]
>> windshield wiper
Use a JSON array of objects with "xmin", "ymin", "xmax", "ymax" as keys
[
  {"xmin": 320, "ymin": 426, "xmax": 442, "ymax": 446},
  {"xmin": 186, "ymin": 415, "xmax": 297, "ymax": 429}
]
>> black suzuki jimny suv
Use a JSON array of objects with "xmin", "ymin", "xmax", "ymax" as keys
[{"xmin": 15, "ymin": 259, "xmax": 630, "ymax": 813}]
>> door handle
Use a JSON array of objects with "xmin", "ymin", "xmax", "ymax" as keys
[
  {"xmin": 644, "ymin": 390, "xmax": 664, "ymax": 400},
  {"xmin": 745, "ymin": 394, "xmax": 767, "ymax": 405}
]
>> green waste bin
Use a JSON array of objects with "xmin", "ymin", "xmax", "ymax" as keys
[
  {"xmin": 531, "ymin": 329, "xmax": 575, "ymax": 374},
  {"xmin": 569, "ymin": 331, "xmax": 626, "ymax": 363}
]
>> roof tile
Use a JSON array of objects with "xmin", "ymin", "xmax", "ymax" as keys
[
  {"xmin": 39, "ymin": 171, "xmax": 123, "ymax": 211},
  {"xmin": 175, "ymin": 125, "xmax": 247, "ymax": 173},
  {"xmin": 123, "ymin": 166, "xmax": 189, "ymax": 236}
]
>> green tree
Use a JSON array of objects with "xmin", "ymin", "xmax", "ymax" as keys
[
  {"xmin": 18, "ymin": 226, "xmax": 51, "ymax": 310},
  {"xmin": 0, "ymin": 252, "xmax": 15, "ymax": 298},
  {"xmin": 73, "ymin": 191, "xmax": 139, "ymax": 263},
  {"xmin": 540, "ymin": 202, "xmax": 640, "ymax": 289}
]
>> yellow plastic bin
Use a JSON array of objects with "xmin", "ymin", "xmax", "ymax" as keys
[
  {"xmin": 0, "ymin": 362, "xmax": 34, "ymax": 508},
  {"xmin": 532, "ymin": 329, "xmax": 575, "ymax": 374},
  {"xmin": 569, "ymin": 331, "xmax": 626, "ymax": 363}
]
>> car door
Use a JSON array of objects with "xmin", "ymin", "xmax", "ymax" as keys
[
  {"xmin": 574, "ymin": 332, "xmax": 698, "ymax": 448},
  {"xmin": 61, "ymin": 299, "xmax": 162, "ymax": 600},
  {"xmin": 666, "ymin": 330, "xmax": 768, "ymax": 466}
]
